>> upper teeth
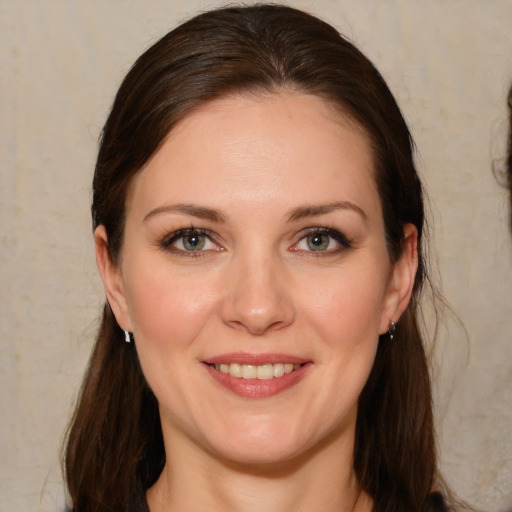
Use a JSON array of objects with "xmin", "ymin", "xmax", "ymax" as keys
[{"xmin": 213, "ymin": 363, "xmax": 302, "ymax": 380}]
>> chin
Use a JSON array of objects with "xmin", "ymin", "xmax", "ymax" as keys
[
  {"xmin": 215, "ymin": 440, "xmax": 308, "ymax": 469},
  {"xmin": 203, "ymin": 417, "xmax": 328, "ymax": 469}
]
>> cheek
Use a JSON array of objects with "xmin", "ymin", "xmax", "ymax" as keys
[
  {"xmin": 124, "ymin": 264, "xmax": 218, "ymax": 350},
  {"xmin": 302, "ymin": 262, "xmax": 389, "ymax": 341},
  {"xmin": 302, "ymin": 264, "xmax": 386, "ymax": 407}
]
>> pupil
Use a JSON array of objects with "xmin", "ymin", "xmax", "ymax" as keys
[
  {"xmin": 308, "ymin": 233, "xmax": 328, "ymax": 251},
  {"xmin": 184, "ymin": 233, "xmax": 205, "ymax": 250},
  {"xmin": 312, "ymin": 234, "xmax": 323, "ymax": 246}
]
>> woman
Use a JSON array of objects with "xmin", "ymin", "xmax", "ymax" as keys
[{"xmin": 64, "ymin": 5, "xmax": 452, "ymax": 512}]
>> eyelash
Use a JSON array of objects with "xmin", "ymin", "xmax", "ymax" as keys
[
  {"xmin": 159, "ymin": 226, "xmax": 353, "ymax": 257},
  {"xmin": 293, "ymin": 227, "xmax": 354, "ymax": 256},
  {"xmin": 160, "ymin": 227, "xmax": 221, "ymax": 257}
]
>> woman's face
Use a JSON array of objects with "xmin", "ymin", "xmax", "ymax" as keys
[{"xmin": 97, "ymin": 92, "xmax": 416, "ymax": 467}]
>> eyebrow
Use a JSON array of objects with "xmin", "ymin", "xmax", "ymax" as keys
[
  {"xmin": 286, "ymin": 201, "xmax": 367, "ymax": 222},
  {"xmin": 143, "ymin": 203, "xmax": 228, "ymax": 223},
  {"xmin": 143, "ymin": 200, "xmax": 366, "ymax": 224}
]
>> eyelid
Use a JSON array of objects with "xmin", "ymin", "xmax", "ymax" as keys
[
  {"xmin": 160, "ymin": 227, "xmax": 223, "ymax": 255},
  {"xmin": 292, "ymin": 226, "xmax": 353, "ymax": 253}
]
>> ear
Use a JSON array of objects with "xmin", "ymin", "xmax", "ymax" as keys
[
  {"xmin": 94, "ymin": 225, "xmax": 133, "ymax": 332},
  {"xmin": 379, "ymin": 223, "xmax": 418, "ymax": 334}
]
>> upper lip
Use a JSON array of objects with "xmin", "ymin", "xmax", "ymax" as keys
[{"xmin": 203, "ymin": 352, "xmax": 310, "ymax": 365}]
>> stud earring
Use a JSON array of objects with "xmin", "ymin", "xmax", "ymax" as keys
[
  {"xmin": 124, "ymin": 330, "xmax": 132, "ymax": 343},
  {"xmin": 388, "ymin": 321, "xmax": 396, "ymax": 340}
]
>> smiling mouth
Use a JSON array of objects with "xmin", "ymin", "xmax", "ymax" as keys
[{"xmin": 208, "ymin": 363, "xmax": 303, "ymax": 380}]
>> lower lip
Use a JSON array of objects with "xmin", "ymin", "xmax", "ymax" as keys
[{"xmin": 204, "ymin": 363, "xmax": 311, "ymax": 398}]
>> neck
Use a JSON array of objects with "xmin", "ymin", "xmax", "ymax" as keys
[{"xmin": 147, "ymin": 424, "xmax": 372, "ymax": 512}]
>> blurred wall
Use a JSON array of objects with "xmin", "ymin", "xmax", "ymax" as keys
[{"xmin": 1, "ymin": 1, "xmax": 511, "ymax": 510}]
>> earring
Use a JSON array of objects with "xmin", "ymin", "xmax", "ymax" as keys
[
  {"xmin": 388, "ymin": 321, "xmax": 396, "ymax": 340},
  {"xmin": 124, "ymin": 330, "xmax": 132, "ymax": 343}
]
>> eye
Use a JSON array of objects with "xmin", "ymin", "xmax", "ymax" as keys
[
  {"xmin": 294, "ymin": 228, "xmax": 352, "ymax": 254},
  {"xmin": 161, "ymin": 228, "xmax": 220, "ymax": 254}
]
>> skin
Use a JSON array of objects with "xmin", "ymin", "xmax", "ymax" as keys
[{"xmin": 96, "ymin": 92, "xmax": 418, "ymax": 512}]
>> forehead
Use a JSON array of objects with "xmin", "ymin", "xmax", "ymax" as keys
[
  {"xmin": 128, "ymin": 92, "xmax": 380, "ymax": 218},
  {"xmin": 165, "ymin": 91, "xmax": 372, "ymax": 164}
]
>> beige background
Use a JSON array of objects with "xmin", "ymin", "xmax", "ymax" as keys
[{"xmin": 1, "ymin": 1, "xmax": 511, "ymax": 511}]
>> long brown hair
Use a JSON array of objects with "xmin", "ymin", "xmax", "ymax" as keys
[{"xmin": 65, "ymin": 5, "xmax": 445, "ymax": 511}]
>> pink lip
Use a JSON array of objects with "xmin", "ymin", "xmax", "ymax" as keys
[
  {"xmin": 204, "ymin": 352, "xmax": 309, "ymax": 366},
  {"xmin": 202, "ymin": 353, "xmax": 312, "ymax": 399}
]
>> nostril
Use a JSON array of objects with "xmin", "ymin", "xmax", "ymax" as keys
[
  {"xmin": 225, "ymin": 318, "xmax": 285, "ymax": 336},
  {"xmin": 222, "ymin": 304, "xmax": 295, "ymax": 335}
]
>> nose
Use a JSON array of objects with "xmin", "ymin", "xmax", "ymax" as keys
[{"xmin": 220, "ymin": 250, "xmax": 295, "ymax": 335}]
